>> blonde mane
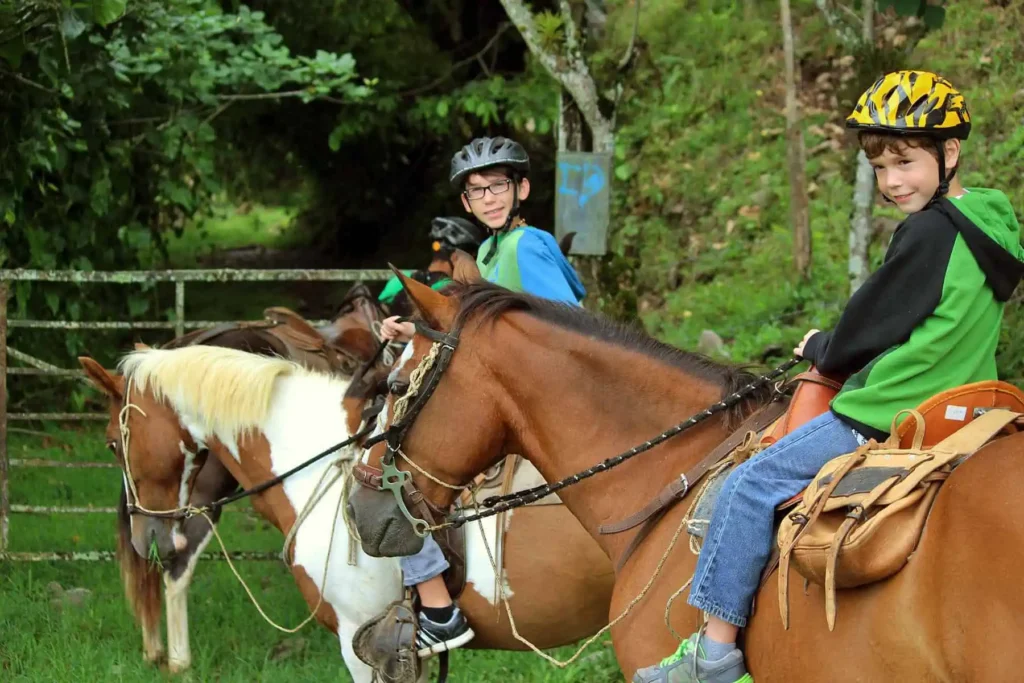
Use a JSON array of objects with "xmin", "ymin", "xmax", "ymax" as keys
[{"xmin": 118, "ymin": 346, "xmax": 316, "ymax": 442}]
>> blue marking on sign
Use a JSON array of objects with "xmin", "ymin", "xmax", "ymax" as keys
[{"xmin": 558, "ymin": 161, "xmax": 607, "ymax": 208}]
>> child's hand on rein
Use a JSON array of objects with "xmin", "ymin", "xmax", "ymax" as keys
[
  {"xmin": 794, "ymin": 329, "xmax": 820, "ymax": 359},
  {"xmin": 381, "ymin": 316, "xmax": 415, "ymax": 343}
]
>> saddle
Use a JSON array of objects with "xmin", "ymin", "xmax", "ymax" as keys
[
  {"xmin": 777, "ymin": 403, "xmax": 1022, "ymax": 630},
  {"xmin": 162, "ymin": 308, "xmax": 363, "ymax": 376}
]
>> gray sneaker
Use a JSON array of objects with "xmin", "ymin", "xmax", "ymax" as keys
[{"xmin": 632, "ymin": 632, "xmax": 753, "ymax": 683}]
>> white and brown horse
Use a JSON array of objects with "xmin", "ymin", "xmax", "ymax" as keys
[
  {"xmin": 80, "ymin": 345, "xmax": 613, "ymax": 682},
  {"xmin": 347, "ymin": 275, "xmax": 1024, "ymax": 681},
  {"xmin": 102, "ymin": 289, "xmax": 393, "ymax": 672}
]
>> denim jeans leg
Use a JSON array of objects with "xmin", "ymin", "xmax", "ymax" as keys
[
  {"xmin": 687, "ymin": 411, "xmax": 863, "ymax": 626},
  {"xmin": 400, "ymin": 534, "xmax": 450, "ymax": 587}
]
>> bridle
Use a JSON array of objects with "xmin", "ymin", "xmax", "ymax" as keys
[
  {"xmin": 117, "ymin": 375, "xmax": 374, "ymax": 522},
  {"xmin": 353, "ymin": 320, "xmax": 465, "ymax": 537},
  {"xmin": 352, "ymin": 318, "xmax": 801, "ymax": 536}
]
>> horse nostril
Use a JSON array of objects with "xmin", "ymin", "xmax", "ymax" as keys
[{"xmin": 390, "ymin": 380, "xmax": 410, "ymax": 397}]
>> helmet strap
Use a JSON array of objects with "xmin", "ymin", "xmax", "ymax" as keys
[{"xmin": 929, "ymin": 138, "xmax": 956, "ymax": 205}]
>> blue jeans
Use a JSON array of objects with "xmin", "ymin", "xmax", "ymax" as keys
[
  {"xmin": 688, "ymin": 411, "xmax": 864, "ymax": 626},
  {"xmin": 400, "ymin": 535, "xmax": 449, "ymax": 587}
]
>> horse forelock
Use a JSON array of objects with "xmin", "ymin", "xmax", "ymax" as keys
[{"xmin": 117, "ymin": 346, "xmax": 304, "ymax": 444}]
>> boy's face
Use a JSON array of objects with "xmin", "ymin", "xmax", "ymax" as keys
[
  {"xmin": 461, "ymin": 170, "xmax": 531, "ymax": 230},
  {"xmin": 868, "ymin": 139, "xmax": 960, "ymax": 214}
]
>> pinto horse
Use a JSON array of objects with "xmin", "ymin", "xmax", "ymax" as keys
[
  {"xmin": 347, "ymin": 273, "xmax": 1024, "ymax": 681},
  {"xmin": 102, "ymin": 288, "xmax": 392, "ymax": 672},
  {"xmin": 80, "ymin": 345, "xmax": 613, "ymax": 682}
]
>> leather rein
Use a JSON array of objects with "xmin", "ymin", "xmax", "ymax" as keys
[{"xmin": 352, "ymin": 317, "xmax": 803, "ymax": 537}]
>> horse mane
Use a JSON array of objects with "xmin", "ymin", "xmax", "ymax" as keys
[
  {"xmin": 118, "ymin": 346, "xmax": 312, "ymax": 442},
  {"xmin": 450, "ymin": 283, "xmax": 773, "ymax": 422}
]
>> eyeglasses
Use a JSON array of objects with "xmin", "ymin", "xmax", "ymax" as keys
[{"xmin": 463, "ymin": 179, "xmax": 513, "ymax": 201}]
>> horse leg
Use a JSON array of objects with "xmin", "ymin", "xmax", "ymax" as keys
[
  {"xmin": 337, "ymin": 619, "xmax": 376, "ymax": 683},
  {"xmin": 117, "ymin": 487, "xmax": 165, "ymax": 664},
  {"xmin": 163, "ymin": 515, "xmax": 215, "ymax": 673}
]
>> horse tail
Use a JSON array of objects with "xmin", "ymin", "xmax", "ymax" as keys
[{"xmin": 117, "ymin": 486, "xmax": 162, "ymax": 634}]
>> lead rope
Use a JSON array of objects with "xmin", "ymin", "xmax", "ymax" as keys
[{"xmin": 466, "ymin": 484, "xmax": 691, "ymax": 667}]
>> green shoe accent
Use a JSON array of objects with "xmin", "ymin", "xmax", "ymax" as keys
[
  {"xmin": 735, "ymin": 675, "xmax": 754, "ymax": 683},
  {"xmin": 659, "ymin": 634, "xmax": 698, "ymax": 667}
]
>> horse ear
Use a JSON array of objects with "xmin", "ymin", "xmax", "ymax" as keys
[
  {"xmin": 450, "ymin": 249, "xmax": 482, "ymax": 284},
  {"xmin": 78, "ymin": 357, "xmax": 124, "ymax": 400},
  {"xmin": 389, "ymin": 264, "xmax": 456, "ymax": 330}
]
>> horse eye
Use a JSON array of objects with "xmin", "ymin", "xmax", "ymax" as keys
[
  {"xmin": 389, "ymin": 379, "xmax": 410, "ymax": 397},
  {"xmin": 106, "ymin": 441, "xmax": 117, "ymax": 452}
]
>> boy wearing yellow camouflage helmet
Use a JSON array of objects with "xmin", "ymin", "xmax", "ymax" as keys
[{"xmin": 634, "ymin": 70, "xmax": 1024, "ymax": 683}]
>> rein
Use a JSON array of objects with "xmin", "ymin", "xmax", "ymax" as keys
[{"xmin": 353, "ymin": 316, "xmax": 802, "ymax": 535}]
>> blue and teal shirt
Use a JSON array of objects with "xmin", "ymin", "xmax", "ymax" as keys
[{"xmin": 477, "ymin": 226, "xmax": 585, "ymax": 304}]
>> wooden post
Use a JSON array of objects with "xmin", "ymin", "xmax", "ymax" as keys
[
  {"xmin": 1, "ymin": 281, "xmax": 9, "ymax": 553},
  {"xmin": 174, "ymin": 280, "xmax": 186, "ymax": 338},
  {"xmin": 780, "ymin": 0, "xmax": 812, "ymax": 279}
]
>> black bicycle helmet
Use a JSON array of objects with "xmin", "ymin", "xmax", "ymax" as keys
[
  {"xmin": 449, "ymin": 136, "xmax": 530, "ymax": 189},
  {"xmin": 429, "ymin": 216, "xmax": 485, "ymax": 250}
]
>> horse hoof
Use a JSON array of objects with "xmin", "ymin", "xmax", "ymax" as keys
[
  {"xmin": 143, "ymin": 649, "xmax": 166, "ymax": 665},
  {"xmin": 168, "ymin": 659, "xmax": 191, "ymax": 674}
]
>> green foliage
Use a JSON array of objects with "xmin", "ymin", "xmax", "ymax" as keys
[
  {"xmin": 876, "ymin": 0, "xmax": 945, "ymax": 29},
  {"xmin": 0, "ymin": 0, "xmax": 367, "ymax": 378},
  {"xmin": 600, "ymin": 0, "xmax": 1023, "ymax": 384}
]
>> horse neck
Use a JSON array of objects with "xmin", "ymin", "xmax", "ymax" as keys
[
  {"xmin": 478, "ymin": 316, "xmax": 742, "ymax": 560},
  {"xmin": 208, "ymin": 372, "xmax": 354, "ymax": 535}
]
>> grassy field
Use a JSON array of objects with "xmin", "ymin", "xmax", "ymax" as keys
[{"xmin": 0, "ymin": 425, "xmax": 622, "ymax": 682}]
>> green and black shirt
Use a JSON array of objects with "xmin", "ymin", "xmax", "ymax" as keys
[{"xmin": 802, "ymin": 188, "xmax": 1024, "ymax": 439}]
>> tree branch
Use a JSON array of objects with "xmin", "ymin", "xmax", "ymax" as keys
[
  {"xmin": 215, "ymin": 89, "xmax": 309, "ymax": 101},
  {"xmin": 397, "ymin": 22, "xmax": 513, "ymax": 97},
  {"xmin": 814, "ymin": 0, "xmax": 859, "ymax": 47},
  {"xmin": 617, "ymin": 0, "xmax": 642, "ymax": 71},
  {"xmin": 500, "ymin": 0, "xmax": 614, "ymax": 150},
  {"xmin": 559, "ymin": 0, "xmax": 581, "ymax": 59},
  {"xmin": 0, "ymin": 69, "xmax": 58, "ymax": 95}
]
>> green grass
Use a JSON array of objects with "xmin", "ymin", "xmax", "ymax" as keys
[
  {"xmin": 146, "ymin": 201, "xmax": 306, "ymax": 269},
  {"xmin": 0, "ymin": 426, "xmax": 622, "ymax": 682}
]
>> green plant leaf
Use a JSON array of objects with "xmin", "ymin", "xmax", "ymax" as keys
[
  {"xmin": 93, "ymin": 0, "xmax": 128, "ymax": 27},
  {"xmin": 922, "ymin": 5, "xmax": 945, "ymax": 29}
]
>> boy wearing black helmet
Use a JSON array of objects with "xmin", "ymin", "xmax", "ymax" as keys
[
  {"xmin": 377, "ymin": 137, "xmax": 587, "ymax": 658},
  {"xmin": 451, "ymin": 136, "xmax": 585, "ymax": 302},
  {"xmin": 378, "ymin": 216, "xmax": 485, "ymax": 317}
]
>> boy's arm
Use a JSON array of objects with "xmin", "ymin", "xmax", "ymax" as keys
[
  {"xmin": 801, "ymin": 212, "xmax": 958, "ymax": 374},
  {"xmin": 516, "ymin": 231, "xmax": 580, "ymax": 302}
]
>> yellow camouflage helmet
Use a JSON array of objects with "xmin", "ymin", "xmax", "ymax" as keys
[{"xmin": 846, "ymin": 70, "xmax": 971, "ymax": 139}]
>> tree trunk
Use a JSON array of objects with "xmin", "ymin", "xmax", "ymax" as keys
[
  {"xmin": 848, "ymin": 0, "xmax": 876, "ymax": 294},
  {"xmin": 849, "ymin": 150, "xmax": 875, "ymax": 291},
  {"xmin": 780, "ymin": 0, "xmax": 811, "ymax": 279},
  {"xmin": 499, "ymin": 0, "xmax": 614, "ymax": 153}
]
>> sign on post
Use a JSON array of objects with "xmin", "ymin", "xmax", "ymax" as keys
[{"xmin": 555, "ymin": 152, "xmax": 611, "ymax": 256}]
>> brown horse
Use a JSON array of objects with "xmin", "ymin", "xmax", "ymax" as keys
[
  {"xmin": 348, "ymin": 274, "xmax": 1024, "ymax": 681},
  {"xmin": 106, "ymin": 287, "xmax": 393, "ymax": 672},
  {"xmin": 83, "ymin": 350, "xmax": 613, "ymax": 678}
]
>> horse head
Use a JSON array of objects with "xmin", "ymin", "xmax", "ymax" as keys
[
  {"xmin": 348, "ymin": 272, "xmax": 508, "ymax": 558},
  {"xmin": 80, "ymin": 356, "xmax": 211, "ymax": 563}
]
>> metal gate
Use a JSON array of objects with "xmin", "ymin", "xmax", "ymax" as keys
[{"xmin": 0, "ymin": 268, "xmax": 392, "ymax": 561}]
